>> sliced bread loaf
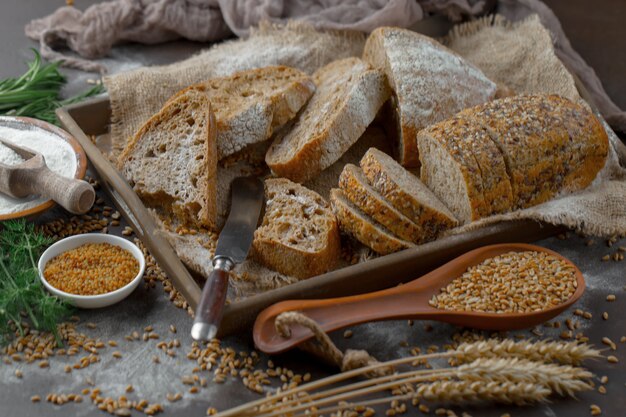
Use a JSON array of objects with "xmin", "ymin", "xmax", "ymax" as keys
[
  {"xmin": 339, "ymin": 164, "xmax": 423, "ymax": 243},
  {"xmin": 330, "ymin": 188, "xmax": 414, "ymax": 255},
  {"xmin": 265, "ymin": 57, "xmax": 391, "ymax": 183},
  {"xmin": 458, "ymin": 94, "xmax": 608, "ymax": 208},
  {"xmin": 363, "ymin": 27, "xmax": 496, "ymax": 167},
  {"xmin": 359, "ymin": 148, "xmax": 458, "ymax": 238},
  {"xmin": 252, "ymin": 178, "xmax": 341, "ymax": 279},
  {"xmin": 168, "ymin": 66, "xmax": 315, "ymax": 160},
  {"xmin": 118, "ymin": 90, "xmax": 218, "ymax": 230}
]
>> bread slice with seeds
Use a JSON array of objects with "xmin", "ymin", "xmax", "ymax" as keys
[
  {"xmin": 330, "ymin": 188, "xmax": 414, "ymax": 255},
  {"xmin": 417, "ymin": 124, "xmax": 488, "ymax": 224},
  {"xmin": 419, "ymin": 118, "xmax": 514, "ymax": 217},
  {"xmin": 363, "ymin": 27, "xmax": 496, "ymax": 167},
  {"xmin": 359, "ymin": 148, "xmax": 458, "ymax": 238},
  {"xmin": 252, "ymin": 178, "xmax": 340, "ymax": 279},
  {"xmin": 339, "ymin": 164, "xmax": 423, "ymax": 243},
  {"xmin": 169, "ymin": 66, "xmax": 315, "ymax": 160},
  {"xmin": 118, "ymin": 90, "xmax": 217, "ymax": 230},
  {"xmin": 265, "ymin": 57, "xmax": 391, "ymax": 183}
]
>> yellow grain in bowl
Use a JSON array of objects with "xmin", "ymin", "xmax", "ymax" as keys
[{"xmin": 43, "ymin": 243, "xmax": 139, "ymax": 295}]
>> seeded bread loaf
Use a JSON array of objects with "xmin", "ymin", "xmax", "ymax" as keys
[
  {"xmin": 168, "ymin": 66, "xmax": 315, "ymax": 160},
  {"xmin": 339, "ymin": 164, "xmax": 423, "ymax": 243},
  {"xmin": 458, "ymin": 94, "xmax": 609, "ymax": 209},
  {"xmin": 118, "ymin": 90, "xmax": 218, "ymax": 230},
  {"xmin": 330, "ymin": 188, "xmax": 414, "ymax": 255},
  {"xmin": 363, "ymin": 27, "xmax": 497, "ymax": 167},
  {"xmin": 359, "ymin": 148, "xmax": 458, "ymax": 238},
  {"xmin": 418, "ymin": 94, "xmax": 609, "ymax": 224},
  {"xmin": 265, "ymin": 57, "xmax": 391, "ymax": 183},
  {"xmin": 252, "ymin": 178, "xmax": 341, "ymax": 279}
]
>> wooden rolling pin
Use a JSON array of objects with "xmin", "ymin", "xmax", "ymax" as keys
[{"xmin": 0, "ymin": 137, "xmax": 95, "ymax": 214}]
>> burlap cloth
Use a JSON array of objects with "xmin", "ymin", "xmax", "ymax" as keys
[{"xmin": 99, "ymin": 15, "xmax": 626, "ymax": 297}]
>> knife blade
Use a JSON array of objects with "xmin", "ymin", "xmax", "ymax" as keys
[{"xmin": 191, "ymin": 176, "xmax": 264, "ymax": 341}]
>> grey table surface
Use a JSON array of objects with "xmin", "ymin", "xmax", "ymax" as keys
[{"xmin": 1, "ymin": 1, "xmax": 626, "ymax": 416}]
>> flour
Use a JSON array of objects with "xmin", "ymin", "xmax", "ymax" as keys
[
  {"xmin": 0, "ymin": 123, "xmax": 77, "ymax": 215},
  {"xmin": 0, "ymin": 143, "xmax": 24, "ymax": 166}
]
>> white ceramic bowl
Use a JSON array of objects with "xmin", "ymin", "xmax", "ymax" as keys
[{"xmin": 38, "ymin": 234, "xmax": 146, "ymax": 309}]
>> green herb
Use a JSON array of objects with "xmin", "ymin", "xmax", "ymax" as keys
[
  {"xmin": 0, "ymin": 220, "xmax": 72, "ymax": 345},
  {"xmin": 0, "ymin": 49, "xmax": 104, "ymax": 125}
]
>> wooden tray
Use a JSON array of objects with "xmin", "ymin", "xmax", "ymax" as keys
[{"xmin": 56, "ymin": 96, "xmax": 563, "ymax": 336}]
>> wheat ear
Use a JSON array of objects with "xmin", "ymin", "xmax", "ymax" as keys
[
  {"xmin": 416, "ymin": 380, "xmax": 551, "ymax": 405},
  {"xmin": 456, "ymin": 339, "xmax": 602, "ymax": 364},
  {"xmin": 457, "ymin": 357, "xmax": 594, "ymax": 397}
]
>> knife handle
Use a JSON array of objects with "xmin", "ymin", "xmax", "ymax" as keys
[{"xmin": 190, "ymin": 257, "xmax": 233, "ymax": 341}]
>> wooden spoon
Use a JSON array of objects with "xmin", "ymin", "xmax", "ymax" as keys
[
  {"xmin": 253, "ymin": 243, "xmax": 585, "ymax": 354},
  {"xmin": 0, "ymin": 137, "xmax": 95, "ymax": 214}
]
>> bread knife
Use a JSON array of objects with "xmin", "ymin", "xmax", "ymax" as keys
[{"xmin": 191, "ymin": 176, "xmax": 265, "ymax": 341}]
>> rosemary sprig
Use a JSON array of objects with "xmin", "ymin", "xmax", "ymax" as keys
[
  {"xmin": 0, "ymin": 220, "xmax": 72, "ymax": 345},
  {"xmin": 0, "ymin": 49, "xmax": 104, "ymax": 125}
]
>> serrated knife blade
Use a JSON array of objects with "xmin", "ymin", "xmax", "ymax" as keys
[{"xmin": 191, "ymin": 176, "xmax": 264, "ymax": 341}]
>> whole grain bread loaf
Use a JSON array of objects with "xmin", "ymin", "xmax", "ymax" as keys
[
  {"xmin": 418, "ymin": 94, "xmax": 609, "ymax": 224},
  {"xmin": 169, "ymin": 66, "xmax": 315, "ymax": 160},
  {"xmin": 252, "ymin": 178, "xmax": 341, "ymax": 279},
  {"xmin": 363, "ymin": 27, "xmax": 497, "ymax": 167},
  {"xmin": 458, "ymin": 94, "xmax": 609, "ymax": 209},
  {"xmin": 118, "ymin": 90, "xmax": 217, "ymax": 230},
  {"xmin": 330, "ymin": 188, "xmax": 414, "ymax": 255},
  {"xmin": 265, "ymin": 57, "xmax": 391, "ymax": 183},
  {"xmin": 359, "ymin": 148, "xmax": 458, "ymax": 239}
]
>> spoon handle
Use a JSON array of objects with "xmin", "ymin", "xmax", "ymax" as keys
[
  {"xmin": 253, "ymin": 285, "xmax": 434, "ymax": 354},
  {"xmin": 21, "ymin": 166, "xmax": 95, "ymax": 214}
]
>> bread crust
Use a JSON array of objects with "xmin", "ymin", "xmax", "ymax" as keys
[{"xmin": 330, "ymin": 188, "xmax": 413, "ymax": 255}]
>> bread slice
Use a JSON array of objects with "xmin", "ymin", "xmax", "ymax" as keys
[
  {"xmin": 168, "ymin": 66, "xmax": 315, "ymax": 160},
  {"xmin": 339, "ymin": 164, "xmax": 423, "ymax": 243},
  {"xmin": 417, "ymin": 124, "xmax": 488, "ymax": 224},
  {"xmin": 265, "ymin": 57, "xmax": 391, "ymax": 183},
  {"xmin": 118, "ymin": 90, "xmax": 218, "ymax": 230},
  {"xmin": 458, "ymin": 94, "xmax": 608, "ymax": 208},
  {"xmin": 420, "ymin": 117, "xmax": 514, "ymax": 216},
  {"xmin": 363, "ymin": 27, "xmax": 497, "ymax": 167},
  {"xmin": 359, "ymin": 148, "xmax": 458, "ymax": 238},
  {"xmin": 330, "ymin": 188, "xmax": 413, "ymax": 255},
  {"xmin": 252, "ymin": 178, "xmax": 341, "ymax": 279}
]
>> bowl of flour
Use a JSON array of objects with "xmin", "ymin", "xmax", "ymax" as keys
[{"xmin": 0, "ymin": 116, "xmax": 88, "ymax": 220}]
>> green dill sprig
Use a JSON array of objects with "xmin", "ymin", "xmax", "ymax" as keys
[
  {"xmin": 0, "ymin": 49, "xmax": 104, "ymax": 125},
  {"xmin": 0, "ymin": 220, "xmax": 72, "ymax": 345}
]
